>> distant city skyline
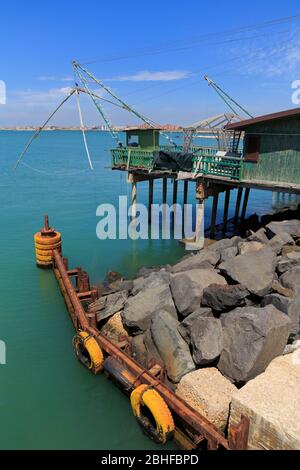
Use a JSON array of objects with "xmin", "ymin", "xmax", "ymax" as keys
[{"xmin": 1, "ymin": 1, "xmax": 300, "ymax": 128}]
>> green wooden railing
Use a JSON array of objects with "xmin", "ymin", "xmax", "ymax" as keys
[
  {"xmin": 193, "ymin": 155, "xmax": 243, "ymax": 180},
  {"xmin": 111, "ymin": 147, "xmax": 243, "ymax": 180}
]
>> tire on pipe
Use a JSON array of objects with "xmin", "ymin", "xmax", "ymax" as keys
[
  {"xmin": 130, "ymin": 384, "xmax": 175, "ymax": 444},
  {"xmin": 73, "ymin": 331, "xmax": 104, "ymax": 374}
]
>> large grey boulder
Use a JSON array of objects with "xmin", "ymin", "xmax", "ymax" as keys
[
  {"xmin": 262, "ymin": 293, "xmax": 300, "ymax": 339},
  {"xmin": 247, "ymin": 228, "xmax": 269, "ymax": 244},
  {"xmin": 268, "ymin": 232, "xmax": 295, "ymax": 255},
  {"xmin": 266, "ymin": 220, "xmax": 300, "ymax": 239},
  {"xmin": 190, "ymin": 317, "xmax": 223, "ymax": 365},
  {"xmin": 238, "ymin": 241, "xmax": 265, "ymax": 255},
  {"xmin": 122, "ymin": 283, "xmax": 177, "ymax": 335},
  {"xmin": 178, "ymin": 307, "xmax": 213, "ymax": 343},
  {"xmin": 280, "ymin": 266, "xmax": 300, "ymax": 295},
  {"xmin": 131, "ymin": 334, "xmax": 148, "ymax": 367},
  {"xmin": 220, "ymin": 245, "xmax": 238, "ymax": 262},
  {"xmin": 132, "ymin": 269, "xmax": 170, "ymax": 295},
  {"xmin": 218, "ymin": 305, "xmax": 291, "ymax": 384},
  {"xmin": 219, "ymin": 247, "xmax": 276, "ymax": 297},
  {"xmin": 143, "ymin": 329, "xmax": 163, "ymax": 365},
  {"xmin": 89, "ymin": 290, "xmax": 129, "ymax": 322},
  {"xmin": 171, "ymin": 250, "xmax": 220, "ymax": 273},
  {"xmin": 150, "ymin": 310, "xmax": 195, "ymax": 383},
  {"xmin": 207, "ymin": 236, "xmax": 242, "ymax": 254},
  {"xmin": 202, "ymin": 283, "xmax": 248, "ymax": 312},
  {"xmin": 170, "ymin": 269, "xmax": 227, "ymax": 317}
]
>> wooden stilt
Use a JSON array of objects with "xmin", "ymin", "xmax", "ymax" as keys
[
  {"xmin": 223, "ymin": 189, "xmax": 231, "ymax": 234},
  {"xmin": 162, "ymin": 178, "xmax": 167, "ymax": 205},
  {"xmin": 241, "ymin": 188, "xmax": 250, "ymax": 221},
  {"xmin": 148, "ymin": 179, "xmax": 153, "ymax": 225},
  {"xmin": 210, "ymin": 190, "xmax": 219, "ymax": 239},
  {"xmin": 234, "ymin": 187, "xmax": 243, "ymax": 225}
]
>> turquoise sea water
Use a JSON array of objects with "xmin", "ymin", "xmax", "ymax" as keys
[{"xmin": 0, "ymin": 131, "xmax": 274, "ymax": 450}]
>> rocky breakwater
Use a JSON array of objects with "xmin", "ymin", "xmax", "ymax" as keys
[{"xmin": 88, "ymin": 219, "xmax": 300, "ymax": 442}]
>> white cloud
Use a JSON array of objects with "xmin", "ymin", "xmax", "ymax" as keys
[
  {"xmin": 9, "ymin": 87, "xmax": 73, "ymax": 107},
  {"xmin": 231, "ymin": 32, "xmax": 300, "ymax": 78},
  {"xmin": 38, "ymin": 76, "xmax": 74, "ymax": 82},
  {"xmin": 105, "ymin": 70, "xmax": 192, "ymax": 82}
]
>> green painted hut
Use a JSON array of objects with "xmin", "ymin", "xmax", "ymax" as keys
[{"xmin": 226, "ymin": 107, "xmax": 300, "ymax": 186}]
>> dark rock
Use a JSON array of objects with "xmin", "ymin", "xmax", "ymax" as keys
[
  {"xmin": 104, "ymin": 271, "xmax": 123, "ymax": 284},
  {"xmin": 247, "ymin": 228, "xmax": 269, "ymax": 244},
  {"xmin": 170, "ymin": 269, "xmax": 227, "ymax": 317},
  {"xmin": 220, "ymin": 246, "xmax": 238, "ymax": 262},
  {"xmin": 262, "ymin": 293, "xmax": 300, "ymax": 339},
  {"xmin": 280, "ymin": 266, "xmax": 300, "ymax": 296},
  {"xmin": 190, "ymin": 317, "xmax": 223, "ymax": 366},
  {"xmin": 88, "ymin": 290, "xmax": 129, "ymax": 322},
  {"xmin": 122, "ymin": 283, "xmax": 177, "ymax": 335},
  {"xmin": 131, "ymin": 334, "xmax": 148, "ymax": 367},
  {"xmin": 268, "ymin": 232, "xmax": 295, "ymax": 255},
  {"xmin": 217, "ymin": 305, "xmax": 291, "ymax": 383},
  {"xmin": 265, "ymin": 220, "xmax": 300, "ymax": 240},
  {"xmin": 202, "ymin": 283, "xmax": 248, "ymax": 312},
  {"xmin": 178, "ymin": 308, "xmax": 213, "ymax": 343},
  {"xmin": 171, "ymin": 250, "xmax": 220, "ymax": 273},
  {"xmin": 150, "ymin": 310, "xmax": 195, "ymax": 383},
  {"xmin": 219, "ymin": 247, "xmax": 276, "ymax": 297},
  {"xmin": 276, "ymin": 255, "xmax": 300, "ymax": 275}
]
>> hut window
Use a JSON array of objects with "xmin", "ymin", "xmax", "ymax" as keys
[
  {"xmin": 128, "ymin": 135, "xmax": 139, "ymax": 147},
  {"xmin": 245, "ymin": 135, "xmax": 260, "ymax": 163}
]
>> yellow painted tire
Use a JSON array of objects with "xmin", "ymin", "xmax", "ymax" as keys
[
  {"xmin": 36, "ymin": 260, "xmax": 53, "ymax": 267},
  {"xmin": 73, "ymin": 331, "xmax": 103, "ymax": 374},
  {"xmin": 130, "ymin": 385, "xmax": 175, "ymax": 444},
  {"xmin": 35, "ymin": 248, "xmax": 56, "ymax": 257},
  {"xmin": 34, "ymin": 232, "xmax": 61, "ymax": 246},
  {"xmin": 35, "ymin": 242, "xmax": 61, "ymax": 252},
  {"xmin": 36, "ymin": 254, "xmax": 53, "ymax": 262}
]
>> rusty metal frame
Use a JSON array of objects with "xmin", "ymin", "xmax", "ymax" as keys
[{"xmin": 51, "ymin": 248, "xmax": 248, "ymax": 450}]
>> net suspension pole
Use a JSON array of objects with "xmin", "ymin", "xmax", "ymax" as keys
[{"xmin": 75, "ymin": 89, "xmax": 94, "ymax": 170}]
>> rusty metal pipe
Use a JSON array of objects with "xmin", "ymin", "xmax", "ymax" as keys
[{"xmin": 53, "ymin": 250, "xmax": 89, "ymax": 330}]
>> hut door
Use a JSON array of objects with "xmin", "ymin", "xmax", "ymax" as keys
[{"xmin": 245, "ymin": 135, "xmax": 260, "ymax": 163}]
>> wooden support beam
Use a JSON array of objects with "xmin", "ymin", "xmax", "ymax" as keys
[
  {"xmin": 234, "ymin": 187, "xmax": 243, "ymax": 225},
  {"xmin": 148, "ymin": 179, "xmax": 153, "ymax": 225},
  {"xmin": 223, "ymin": 189, "xmax": 231, "ymax": 234},
  {"xmin": 162, "ymin": 178, "xmax": 167, "ymax": 205},
  {"xmin": 241, "ymin": 188, "xmax": 250, "ymax": 221},
  {"xmin": 210, "ymin": 191, "xmax": 219, "ymax": 239}
]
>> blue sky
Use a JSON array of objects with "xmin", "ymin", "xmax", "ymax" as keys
[{"xmin": 1, "ymin": 0, "xmax": 300, "ymax": 126}]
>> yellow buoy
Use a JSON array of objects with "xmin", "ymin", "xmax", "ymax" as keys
[
  {"xmin": 130, "ymin": 384, "xmax": 175, "ymax": 444},
  {"xmin": 34, "ymin": 216, "xmax": 62, "ymax": 268}
]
